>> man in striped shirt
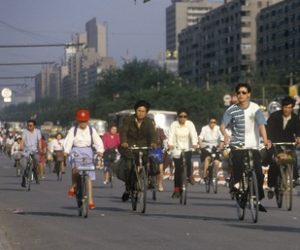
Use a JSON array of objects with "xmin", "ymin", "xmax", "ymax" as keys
[{"xmin": 220, "ymin": 83, "xmax": 269, "ymax": 212}]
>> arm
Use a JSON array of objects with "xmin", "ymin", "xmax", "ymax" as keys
[
  {"xmin": 92, "ymin": 128, "xmax": 104, "ymax": 154},
  {"xmin": 167, "ymin": 122, "xmax": 176, "ymax": 150},
  {"xmin": 63, "ymin": 127, "xmax": 75, "ymax": 154},
  {"xmin": 189, "ymin": 121, "xmax": 198, "ymax": 149},
  {"xmin": 120, "ymin": 117, "xmax": 130, "ymax": 148}
]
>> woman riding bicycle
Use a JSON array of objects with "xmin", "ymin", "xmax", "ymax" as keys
[
  {"xmin": 49, "ymin": 132, "xmax": 65, "ymax": 176},
  {"xmin": 119, "ymin": 100, "xmax": 157, "ymax": 202},
  {"xmin": 168, "ymin": 108, "xmax": 198, "ymax": 198},
  {"xmin": 64, "ymin": 109, "xmax": 104, "ymax": 209}
]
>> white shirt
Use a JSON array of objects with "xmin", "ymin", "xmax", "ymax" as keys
[
  {"xmin": 199, "ymin": 125, "xmax": 223, "ymax": 148},
  {"xmin": 11, "ymin": 141, "xmax": 21, "ymax": 155},
  {"xmin": 63, "ymin": 126, "xmax": 104, "ymax": 154},
  {"xmin": 49, "ymin": 138, "xmax": 64, "ymax": 153},
  {"xmin": 168, "ymin": 120, "xmax": 198, "ymax": 150}
]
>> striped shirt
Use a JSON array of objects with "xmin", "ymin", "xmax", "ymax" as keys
[{"xmin": 222, "ymin": 102, "xmax": 266, "ymax": 149}]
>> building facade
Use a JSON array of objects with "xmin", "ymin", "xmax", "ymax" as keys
[
  {"xmin": 178, "ymin": 0, "xmax": 282, "ymax": 86},
  {"xmin": 257, "ymin": 0, "xmax": 300, "ymax": 84}
]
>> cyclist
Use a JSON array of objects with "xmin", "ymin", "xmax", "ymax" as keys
[
  {"xmin": 49, "ymin": 132, "xmax": 65, "ymax": 175},
  {"xmin": 64, "ymin": 109, "xmax": 104, "ymax": 210},
  {"xmin": 20, "ymin": 119, "xmax": 42, "ymax": 188},
  {"xmin": 38, "ymin": 135, "xmax": 47, "ymax": 179},
  {"xmin": 102, "ymin": 124, "xmax": 120, "ymax": 184},
  {"xmin": 199, "ymin": 116, "xmax": 224, "ymax": 181},
  {"xmin": 168, "ymin": 108, "xmax": 198, "ymax": 198},
  {"xmin": 119, "ymin": 100, "xmax": 157, "ymax": 201},
  {"xmin": 11, "ymin": 135, "xmax": 23, "ymax": 168},
  {"xmin": 220, "ymin": 83, "xmax": 269, "ymax": 212},
  {"xmin": 266, "ymin": 96, "xmax": 300, "ymax": 198}
]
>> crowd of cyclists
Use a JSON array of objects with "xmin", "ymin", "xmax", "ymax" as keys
[{"xmin": 0, "ymin": 82, "xmax": 300, "ymax": 215}]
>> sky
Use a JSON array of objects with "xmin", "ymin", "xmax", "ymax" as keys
[{"xmin": 0, "ymin": 0, "xmax": 172, "ymax": 89}]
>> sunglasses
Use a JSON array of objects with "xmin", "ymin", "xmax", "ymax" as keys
[
  {"xmin": 27, "ymin": 124, "xmax": 34, "ymax": 127},
  {"xmin": 237, "ymin": 91, "xmax": 248, "ymax": 95},
  {"xmin": 178, "ymin": 115, "xmax": 187, "ymax": 118}
]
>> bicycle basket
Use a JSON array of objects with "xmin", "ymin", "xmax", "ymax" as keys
[
  {"xmin": 274, "ymin": 152, "xmax": 296, "ymax": 165},
  {"xmin": 103, "ymin": 149, "xmax": 117, "ymax": 162}
]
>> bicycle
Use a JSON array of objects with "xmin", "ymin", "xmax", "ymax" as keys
[
  {"xmin": 13, "ymin": 152, "xmax": 22, "ymax": 177},
  {"xmin": 204, "ymin": 146, "xmax": 222, "ymax": 194},
  {"xmin": 128, "ymin": 146, "xmax": 152, "ymax": 213},
  {"xmin": 230, "ymin": 146, "xmax": 260, "ymax": 223},
  {"xmin": 23, "ymin": 151, "xmax": 39, "ymax": 191},
  {"xmin": 54, "ymin": 150, "xmax": 64, "ymax": 181},
  {"xmin": 103, "ymin": 149, "xmax": 118, "ymax": 188},
  {"xmin": 271, "ymin": 142, "xmax": 296, "ymax": 211},
  {"xmin": 72, "ymin": 153, "xmax": 95, "ymax": 218}
]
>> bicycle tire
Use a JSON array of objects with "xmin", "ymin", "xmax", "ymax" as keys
[
  {"xmin": 131, "ymin": 190, "xmax": 137, "ymax": 211},
  {"xmin": 235, "ymin": 179, "xmax": 246, "ymax": 220},
  {"xmin": 137, "ymin": 166, "xmax": 147, "ymax": 213},
  {"xmin": 180, "ymin": 162, "xmax": 188, "ymax": 205},
  {"xmin": 284, "ymin": 164, "xmax": 293, "ymax": 211},
  {"xmin": 26, "ymin": 163, "xmax": 32, "ymax": 192},
  {"xmin": 16, "ymin": 160, "xmax": 21, "ymax": 177},
  {"xmin": 82, "ymin": 175, "xmax": 89, "ymax": 218},
  {"xmin": 56, "ymin": 162, "xmax": 62, "ymax": 181},
  {"xmin": 76, "ymin": 175, "xmax": 83, "ymax": 216},
  {"xmin": 212, "ymin": 166, "xmax": 218, "ymax": 194},
  {"xmin": 150, "ymin": 175, "xmax": 157, "ymax": 201},
  {"xmin": 205, "ymin": 165, "xmax": 212, "ymax": 193},
  {"xmin": 248, "ymin": 171, "xmax": 259, "ymax": 223},
  {"xmin": 275, "ymin": 174, "xmax": 283, "ymax": 208}
]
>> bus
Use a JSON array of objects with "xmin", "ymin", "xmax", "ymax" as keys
[{"xmin": 108, "ymin": 109, "xmax": 177, "ymax": 134}]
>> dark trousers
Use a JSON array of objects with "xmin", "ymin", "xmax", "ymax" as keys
[
  {"xmin": 231, "ymin": 149, "xmax": 265, "ymax": 200},
  {"xmin": 173, "ymin": 151, "xmax": 193, "ymax": 188}
]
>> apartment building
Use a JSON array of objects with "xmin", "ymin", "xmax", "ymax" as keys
[
  {"xmin": 257, "ymin": 0, "xmax": 300, "ymax": 82},
  {"xmin": 178, "ymin": 0, "xmax": 282, "ymax": 86},
  {"xmin": 166, "ymin": 0, "xmax": 221, "ymax": 56}
]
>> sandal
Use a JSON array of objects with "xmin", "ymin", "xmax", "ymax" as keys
[
  {"xmin": 67, "ymin": 187, "xmax": 76, "ymax": 197},
  {"xmin": 89, "ymin": 203, "xmax": 96, "ymax": 209}
]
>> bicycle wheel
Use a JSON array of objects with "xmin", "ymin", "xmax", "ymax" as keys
[
  {"xmin": 76, "ymin": 175, "xmax": 83, "ymax": 216},
  {"xmin": 137, "ymin": 166, "xmax": 147, "ymax": 213},
  {"xmin": 248, "ymin": 171, "xmax": 259, "ymax": 223},
  {"xmin": 26, "ymin": 164, "xmax": 32, "ymax": 191},
  {"xmin": 56, "ymin": 162, "xmax": 62, "ymax": 181},
  {"xmin": 212, "ymin": 166, "xmax": 218, "ymax": 194},
  {"xmin": 82, "ymin": 175, "xmax": 89, "ymax": 218},
  {"xmin": 205, "ymin": 165, "xmax": 211, "ymax": 193},
  {"xmin": 275, "ymin": 174, "xmax": 283, "ymax": 208},
  {"xmin": 180, "ymin": 164, "xmax": 187, "ymax": 205},
  {"xmin": 149, "ymin": 175, "xmax": 157, "ymax": 201},
  {"xmin": 235, "ymin": 179, "xmax": 246, "ymax": 220},
  {"xmin": 16, "ymin": 160, "xmax": 21, "ymax": 177},
  {"xmin": 284, "ymin": 164, "xmax": 293, "ymax": 211}
]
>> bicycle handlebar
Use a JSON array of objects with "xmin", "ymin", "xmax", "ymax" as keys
[
  {"xmin": 128, "ymin": 146, "xmax": 153, "ymax": 150},
  {"xmin": 272, "ymin": 142, "xmax": 296, "ymax": 146}
]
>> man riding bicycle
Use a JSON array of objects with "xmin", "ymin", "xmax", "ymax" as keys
[
  {"xmin": 119, "ymin": 100, "xmax": 157, "ymax": 202},
  {"xmin": 266, "ymin": 96, "xmax": 300, "ymax": 198},
  {"xmin": 220, "ymin": 83, "xmax": 269, "ymax": 212},
  {"xmin": 20, "ymin": 119, "xmax": 42, "ymax": 187},
  {"xmin": 199, "ymin": 116, "xmax": 224, "ymax": 181},
  {"xmin": 64, "ymin": 109, "xmax": 104, "ymax": 210}
]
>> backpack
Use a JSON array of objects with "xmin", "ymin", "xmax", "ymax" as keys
[{"xmin": 74, "ymin": 125, "xmax": 93, "ymax": 147}]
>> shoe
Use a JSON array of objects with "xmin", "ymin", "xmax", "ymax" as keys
[
  {"xmin": 158, "ymin": 183, "xmax": 164, "ymax": 192},
  {"xmin": 258, "ymin": 203, "xmax": 267, "ymax": 212},
  {"xmin": 67, "ymin": 187, "xmax": 75, "ymax": 197},
  {"xmin": 89, "ymin": 203, "xmax": 96, "ymax": 209},
  {"xmin": 172, "ymin": 191, "xmax": 180, "ymax": 198},
  {"xmin": 122, "ymin": 191, "xmax": 130, "ymax": 202},
  {"xmin": 103, "ymin": 180, "xmax": 108, "ymax": 185},
  {"xmin": 267, "ymin": 188, "xmax": 274, "ymax": 199},
  {"xmin": 188, "ymin": 177, "xmax": 196, "ymax": 185}
]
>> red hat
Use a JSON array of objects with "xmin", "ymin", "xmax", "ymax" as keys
[{"xmin": 76, "ymin": 109, "xmax": 90, "ymax": 122}]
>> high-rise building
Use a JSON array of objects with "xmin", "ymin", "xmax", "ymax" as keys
[
  {"xmin": 166, "ymin": 0, "xmax": 221, "ymax": 57},
  {"xmin": 178, "ymin": 0, "xmax": 282, "ymax": 86},
  {"xmin": 257, "ymin": 0, "xmax": 300, "ymax": 84},
  {"xmin": 86, "ymin": 18, "xmax": 107, "ymax": 57}
]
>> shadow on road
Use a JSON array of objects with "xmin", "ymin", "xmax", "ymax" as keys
[
  {"xmin": 227, "ymin": 224, "xmax": 300, "ymax": 233},
  {"xmin": 18, "ymin": 211, "xmax": 77, "ymax": 218},
  {"xmin": 0, "ymin": 188, "xmax": 25, "ymax": 192}
]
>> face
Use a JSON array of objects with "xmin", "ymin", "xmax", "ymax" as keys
[
  {"xmin": 236, "ymin": 87, "xmax": 250, "ymax": 103},
  {"xmin": 209, "ymin": 119, "xmax": 217, "ymax": 128},
  {"xmin": 79, "ymin": 121, "xmax": 88, "ymax": 129},
  {"xmin": 282, "ymin": 104, "xmax": 293, "ymax": 117},
  {"xmin": 27, "ymin": 122, "xmax": 35, "ymax": 132},
  {"xmin": 56, "ymin": 134, "xmax": 62, "ymax": 140},
  {"xmin": 135, "ymin": 106, "xmax": 147, "ymax": 120},
  {"xmin": 110, "ymin": 126, "xmax": 117, "ymax": 134},
  {"xmin": 178, "ymin": 112, "xmax": 188, "ymax": 124}
]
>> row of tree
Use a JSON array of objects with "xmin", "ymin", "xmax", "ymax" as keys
[{"xmin": 0, "ymin": 59, "xmax": 288, "ymax": 131}]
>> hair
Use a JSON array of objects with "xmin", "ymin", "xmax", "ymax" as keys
[
  {"xmin": 208, "ymin": 114, "xmax": 217, "ymax": 121},
  {"xmin": 134, "ymin": 100, "xmax": 151, "ymax": 112},
  {"xmin": 27, "ymin": 119, "xmax": 36, "ymax": 126},
  {"xmin": 177, "ymin": 108, "xmax": 189, "ymax": 116},
  {"xmin": 281, "ymin": 96, "xmax": 296, "ymax": 108},
  {"xmin": 235, "ymin": 83, "xmax": 252, "ymax": 93},
  {"xmin": 56, "ymin": 132, "xmax": 63, "ymax": 138}
]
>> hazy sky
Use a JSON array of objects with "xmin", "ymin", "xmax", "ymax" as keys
[{"xmin": 0, "ymin": 0, "xmax": 173, "ymax": 87}]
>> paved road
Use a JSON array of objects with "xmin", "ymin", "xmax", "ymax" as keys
[{"xmin": 0, "ymin": 153, "xmax": 299, "ymax": 250}]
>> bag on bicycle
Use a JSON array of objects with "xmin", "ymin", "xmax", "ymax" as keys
[
  {"xmin": 111, "ymin": 157, "xmax": 127, "ymax": 182},
  {"xmin": 103, "ymin": 148, "xmax": 117, "ymax": 162}
]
